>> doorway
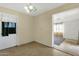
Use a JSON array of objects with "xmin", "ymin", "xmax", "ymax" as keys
[
  {"xmin": 54, "ymin": 23, "xmax": 64, "ymax": 45},
  {"xmin": 52, "ymin": 8, "xmax": 79, "ymax": 55}
]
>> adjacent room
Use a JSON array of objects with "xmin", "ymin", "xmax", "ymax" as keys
[
  {"xmin": 0, "ymin": 3, "xmax": 79, "ymax": 56},
  {"xmin": 53, "ymin": 8, "xmax": 79, "ymax": 56}
]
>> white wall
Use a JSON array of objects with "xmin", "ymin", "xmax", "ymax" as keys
[
  {"xmin": 0, "ymin": 12, "xmax": 17, "ymax": 50},
  {"xmin": 64, "ymin": 19, "xmax": 79, "ymax": 40},
  {"xmin": 0, "ymin": 34, "xmax": 16, "ymax": 50},
  {"xmin": 34, "ymin": 13, "xmax": 52, "ymax": 47}
]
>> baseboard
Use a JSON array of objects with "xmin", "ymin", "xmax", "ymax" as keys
[
  {"xmin": 34, "ymin": 41, "xmax": 52, "ymax": 48},
  {"xmin": 64, "ymin": 39, "xmax": 79, "ymax": 45},
  {"xmin": 16, "ymin": 40, "xmax": 53, "ymax": 48},
  {"xmin": 16, "ymin": 41, "xmax": 35, "ymax": 46}
]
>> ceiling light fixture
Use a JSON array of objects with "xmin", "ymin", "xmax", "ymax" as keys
[
  {"xmin": 24, "ymin": 6, "xmax": 30, "ymax": 13},
  {"xmin": 24, "ymin": 3, "xmax": 37, "ymax": 14},
  {"xmin": 29, "ymin": 5, "xmax": 34, "ymax": 10}
]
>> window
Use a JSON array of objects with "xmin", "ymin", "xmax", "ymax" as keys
[{"xmin": 54, "ymin": 23, "xmax": 64, "ymax": 33}]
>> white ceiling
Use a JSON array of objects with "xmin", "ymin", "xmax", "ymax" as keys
[
  {"xmin": 0, "ymin": 3, "xmax": 64, "ymax": 16},
  {"xmin": 53, "ymin": 8, "xmax": 79, "ymax": 23}
]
